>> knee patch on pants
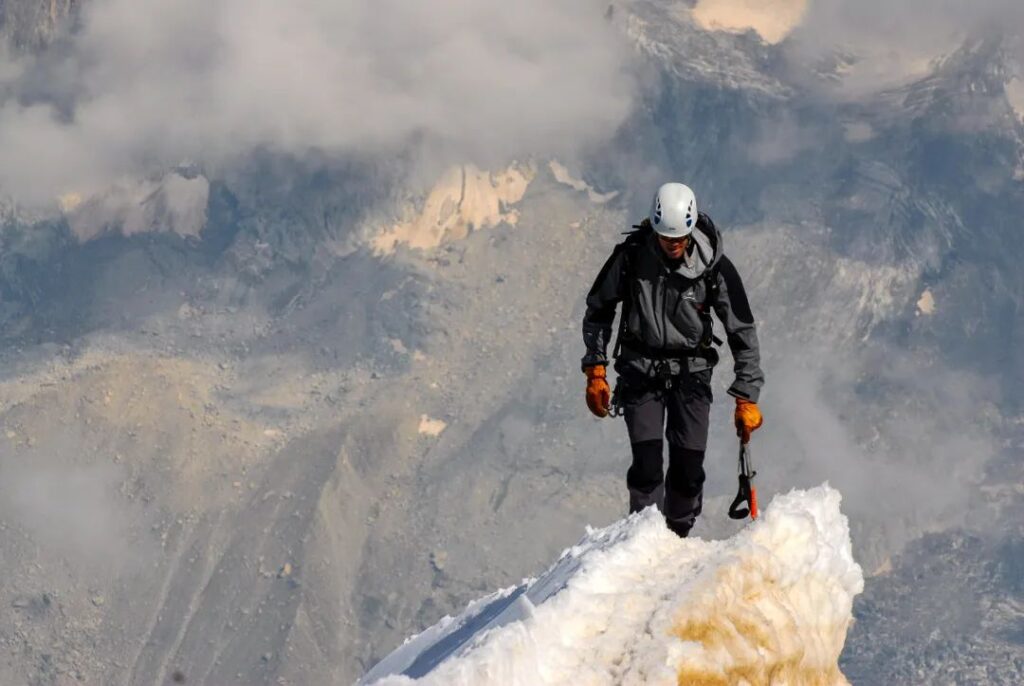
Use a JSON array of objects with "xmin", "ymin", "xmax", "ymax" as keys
[
  {"xmin": 667, "ymin": 445, "xmax": 705, "ymax": 498},
  {"xmin": 627, "ymin": 439, "xmax": 663, "ymax": 492}
]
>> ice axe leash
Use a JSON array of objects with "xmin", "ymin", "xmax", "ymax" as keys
[
  {"xmin": 608, "ymin": 378, "xmax": 625, "ymax": 418},
  {"xmin": 727, "ymin": 440, "xmax": 758, "ymax": 520}
]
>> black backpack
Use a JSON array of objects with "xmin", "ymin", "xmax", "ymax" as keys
[{"xmin": 611, "ymin": 217, "xmax": 723, "ymax": 360}]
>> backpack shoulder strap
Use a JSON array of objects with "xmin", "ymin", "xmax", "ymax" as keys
[
  {"xmin": 700, "ymin": 261, "xmax": 724, "ymax": 347},
  {"xmin": 611, "ymin": 220, "xmax": 651, "ymax": 359},
  {"xmin": 703, "ymin": 261, "xmax": 720, "ymax": 302}
]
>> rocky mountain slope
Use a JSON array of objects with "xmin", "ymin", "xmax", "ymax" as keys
[{"xmin": 0, "ymin": 1, "xmax": 1021, "ymax": 684}]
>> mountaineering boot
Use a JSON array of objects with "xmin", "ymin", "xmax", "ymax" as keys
[
  {"xmin": 663, "ymin": 445, "xmax": 705, "ymax": 537},
  {"xmin": 664, "ymin": 491, "xmax": 702, "ymax": 538},
  {"xmin": 629, "ymin": 482, "xmax": 664, "ymax": 514}
]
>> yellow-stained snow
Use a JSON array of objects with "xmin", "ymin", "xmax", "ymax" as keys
[
  {"xmin": 668, "ymin": 489, "xmax": 859, "ymax": 685},
  {"xmin": 672, "ymin": 556, "xmax": 853, "ymax": 684},
  {"xmin": 690, "ymin": 0, "xmax": 808, "ymax": 45},
  {"xmin": 361, "ymin": 486, "xmax": 863, "ymax": 686},
  {"xmin": 372, "ymin": 164, "xmax": 534, "ymax": 254}
]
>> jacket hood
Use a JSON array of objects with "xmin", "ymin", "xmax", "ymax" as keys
[{"xmin": 646, "ymin": 212, "xmax": 722, "ymax": 279}]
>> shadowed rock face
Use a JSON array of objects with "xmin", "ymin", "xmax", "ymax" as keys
[
  {"xmin": 0, "ymin": 3, "xmax": 1021, "ymax": 685},
  {"xmin": 0, "ymin": 0, "xmax": 79, "ymax": 51}
]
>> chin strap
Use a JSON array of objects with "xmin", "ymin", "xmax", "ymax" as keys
[{"xmin": 728, "ymin": 441, "xmax": 758, "ymax": 520}]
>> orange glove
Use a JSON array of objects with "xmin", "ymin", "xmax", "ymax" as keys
[
  {"xmin": 734, "ymin": 398, "xmax": 763, "ymax": 444},
  {"xmin": 585, "ymin": 365, "xmax": 611, "ymax": 418}
]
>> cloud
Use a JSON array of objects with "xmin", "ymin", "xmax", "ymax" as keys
[
  {"xmin": 0, "ymin": 463, "xmax": 143, "ymax": 569},
  {"xmin": 0, "ymin": 0, "xmax": 636, "ymax": 206},
  {"xmin": 759, "ymin": 351, "xmax": 995, "ymax": 534},
  {"xmin": 63, "ymin": 171, "xmax": 210, "ymax": 240},
  {"xmin": 695, "ymin": 221, "xmax": 1007, "ymax": 566},
  {"xmin": 784, "ymin": 0, "xmax": 1024, "ymax": 94}
]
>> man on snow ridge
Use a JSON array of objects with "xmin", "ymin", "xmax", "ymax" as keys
[{"xmin": 581, "ymin": 182, "xmax": 765, "ymax": 537}]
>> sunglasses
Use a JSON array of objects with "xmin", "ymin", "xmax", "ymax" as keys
[{"xmin": 658, "ymin": 235, "xmax": 690, "ymax": 246}]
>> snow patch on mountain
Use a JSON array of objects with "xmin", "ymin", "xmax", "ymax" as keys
[
  {"xmin": 372, "ymin": 164, "xmax": 534, "ymax": 254},
  {"xmin": 1007, "ymin": 77, "xmax": 1024, "ymax": 121},
  {"xmin": 690, "ymin": 0, "xmax": 808, "ymax": 45},
  {"xmin": 624, "ymin": 3, "xmax": 790, "ymax": 97},
  {"xmin": 360, "ymin": 485, "xmax": 863, "ymax": 686},
  {"xmin": 916, "ymin": 289, "xmax": 936, "ymax": 316},
  {"xmin": 547, "ymin": 161, "xmax": 618, "ymax": 204},
  {"xmin": 418, "ymin": 415, "xmax": 447, "ymax": 438},
  {"xmin": 831, "ymin": 259, "xmax": 918, "ymax": 335}
]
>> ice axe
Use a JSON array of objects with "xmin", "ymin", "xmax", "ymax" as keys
[{"xmin": 727, "ymin": 440, "xmax": 758, "ymax": 520}]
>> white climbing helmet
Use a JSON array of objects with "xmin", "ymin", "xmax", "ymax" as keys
[{"xmin": 649, "ymin": 182, "xmax": 697, "ymax": 238}]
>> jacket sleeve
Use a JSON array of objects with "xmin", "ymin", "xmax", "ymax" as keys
[
  {"xmin": 581, "ymin": 246, "xmax": 627, "ymax": 370},
  {"xmin": 711, "ymin": 255, "xmax": 765, "ymax": 402}
]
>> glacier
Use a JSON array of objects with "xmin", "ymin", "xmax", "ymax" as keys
[{"xmin": 359, "ymin": 485, "xmax": 864, "ymax": 686}]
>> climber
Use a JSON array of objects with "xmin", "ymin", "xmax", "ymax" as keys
[{"xmin": 581, "ymin": 182, "xmax": 764, "ymax": 537}]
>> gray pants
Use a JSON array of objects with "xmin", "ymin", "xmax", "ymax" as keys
[{"xmin": 621, "ymin": 372, "xmax": 712, "ymax": 537}]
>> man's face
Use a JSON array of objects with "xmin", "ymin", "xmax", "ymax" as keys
[{"xmin": 657, "ymin": 234, "xmax": 689, "ymax": 260}]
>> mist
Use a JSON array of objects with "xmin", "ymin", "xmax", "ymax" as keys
[
  {"xmin": 749, "ymin": 347, "xmax": 999, "ymax": 561},
  {"xmin": 785, "ymin": 0, "xmax": 1024, "ymax": 93},
  {"xmin": 0, "ymin": 461, "xmax": 148, "ymax": 572},
  {"xmin": 4, "ymin": 0, "xmax": 1022, "ymax": 210},
  {"xmin": 0, "ymin": 0, "xmax": 636, "ymax": 206}
]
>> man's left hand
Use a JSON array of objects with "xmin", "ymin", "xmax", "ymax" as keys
[
  {"xmin": 734, "ymin": 398, "xmax": 763, "ymax": 444},
  {"xmin": 584, "ymin": 365, "xmax": 611, "ymax": 418}
]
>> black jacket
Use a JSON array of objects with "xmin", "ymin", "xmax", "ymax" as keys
[{"xmin": 581, "ymin": 214, "xmax": 764, "ymax": 402}]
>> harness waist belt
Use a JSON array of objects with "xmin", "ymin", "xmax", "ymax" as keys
[{"xmin": 618, "ymin": 340, "xmax": 713, "ymax": 361}]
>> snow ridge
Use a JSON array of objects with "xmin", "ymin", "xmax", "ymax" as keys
[{"xmin": 360, "ymin": 485, "xmax": 864, "ymax": 686}]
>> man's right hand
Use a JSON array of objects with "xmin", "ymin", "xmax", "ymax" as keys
[{"xmin": 585, "ymin": 365, "xmax": 611, "ymax": 418}]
